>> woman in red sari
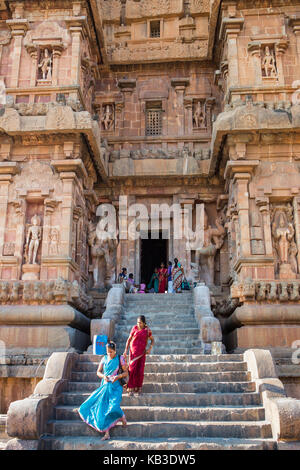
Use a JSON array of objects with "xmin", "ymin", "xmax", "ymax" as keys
[
  {"xmin": 123, "ymin": 315, "xmax": 154, "ymax": 396},
  {"xmin": 158, "ymin": 262, "xmax": 168, "ymax": 293}
]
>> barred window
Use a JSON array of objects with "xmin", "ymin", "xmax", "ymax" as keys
[
  {"xmin": 146, "ymin": 102, "xmax": 162, "ymax": 136},
  {"xmin": 150, "ymin": 21, "xmax": 161, "ymax": 38}
]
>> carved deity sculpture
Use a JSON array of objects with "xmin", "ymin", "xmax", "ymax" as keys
[
  {"xmin": 262, "ymin": 46, "xmax": 277, "ymax": 78},
  {"xmin": 193, "ymin": 101, "xmax": 206, "ymax": 128},
  {"xmin": 88, "ymin": 221, "xmax": 118, "ymax": 290},
  {"xmin": 49, "ymin": 228, "xmax": 59, "ymax": 255},
  {"xmin": 101, "ymin": 104, "xmax": 114, "ymax": 131},
  {"xmin": 194, "ymin": 210, "xmax": 226, "ymax": 286},
  {"xmin": 24, "ymin": 215, "xmax": 42, "ymax": 265},
  {"xmin": 272, "ymin": 211, "xmax": 298, "ymax": 278},
  {"xmin": 38, "ymin": 48, "xmax": 52, "ymax": 81}
]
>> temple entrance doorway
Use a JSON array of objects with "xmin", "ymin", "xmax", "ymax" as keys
[{"xmin": 140, "ymin": 232, "xmax": 168, "ymax": 286}]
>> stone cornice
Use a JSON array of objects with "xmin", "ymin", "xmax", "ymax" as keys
[{"xmin": 219, "ymin": 17, "xmax": 244, "ymax": 42}]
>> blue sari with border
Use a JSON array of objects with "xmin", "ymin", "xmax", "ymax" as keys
[{"xmin": 78, "ymin": 354, "xmax": 125, "ymax": 433}]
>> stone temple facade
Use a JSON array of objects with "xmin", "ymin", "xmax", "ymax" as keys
[{"xmin": 1, "ymin": 0, "xmax": 300, "ymax": 445}]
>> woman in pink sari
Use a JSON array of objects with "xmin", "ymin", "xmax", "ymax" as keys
[
  {"xmin": 123, "ymin": 315, "xmax": 155, "ymax": 396},
  {"xmin": 158, "ymin": 262, "xmax": 168, "ymax": 293}
]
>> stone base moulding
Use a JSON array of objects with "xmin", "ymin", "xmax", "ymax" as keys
[
  {"xmin": 244, "ymin": 349, "xmax": 300, "ymax": 441},
  {"xmin": 223, "ymin": 304, "xmax": 300, "ymax": 352},
  {"xmin": 0, "ymin": 304, "xmax": 91, "ymax": 354},
  {"xmin": 5, "ymin": 351, "xmax": 79, "ymax": 450}
]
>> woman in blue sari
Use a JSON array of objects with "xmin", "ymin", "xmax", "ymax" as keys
[{"xmin": 78, "ymin": 341, "xmax": 128, "ymax": 440}]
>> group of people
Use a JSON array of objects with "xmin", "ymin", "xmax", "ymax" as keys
[
  {"xmin": 78, "ymin": 315, "xmax": 154, "ymax": 440},
  {"xmin": 118, "ymin": 258, "xmax": 186, "ymax": 294}
]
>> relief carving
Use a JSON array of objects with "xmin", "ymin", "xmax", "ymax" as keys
[
  {"xmin": 38, "ymin": 48, "xmax": 53, "ymax": 81},
  {"xmin": 261, "ymin": 46, "xmax": 278, "ymax": 78},
  {"xmin": 24, "ymin": 215, "xmax": 42, "ymax": 265},
  {"xmin": 271, "ymin": 204, "xmax": 298, "ymax": 279},
  {"xmin": 195, "ymin": 209, "xmax": 226, "ymax": 286}
]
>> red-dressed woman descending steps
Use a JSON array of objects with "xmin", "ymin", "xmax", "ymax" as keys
[{"xmin": 124, "ymin": 315, "xmax": 155, "ymax": 395}]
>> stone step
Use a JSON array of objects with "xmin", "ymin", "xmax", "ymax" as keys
[
  {"xmin": 116, "ymin": 348, "xmax": 203, "ymax": 355},
  {"xmin": 117, "ymin": 321, "xmax": 198, "ymax": 329},
  {"xmin": 48, "ymin": 420, "xmax": 273, "ymax": 439},
  {"xmin": 54, "ymin": 405, "xmax": 266, "ymax": 422},
  {"xmin": 117, "ymin": 327, "xmax": 200, "ymax": 335},
  {"xmin": 115, "ymin": 340, "xmax": 202, "ymax": 349},
  {"xmin": 79, "ymin": 354, "xmax": 244, "ymax": 363},
  {"xmin": 60, "ymin": 391, "xmax": 263, "ymax": 408},
  {"xmin": 74, "ymin": 361, "xmax": 248, "ymax": 373},
  {"xmin": 41, "ymin": 436, "xmax": 277, "ymax": 451},
  {"xmin": 71, "ymin": 371, "xmax": 251, "ymax": 384},
  {"xmin": 68, "ymin": 381, "xmax": 256, "ymax": 394},
  {"xmin": 115, "ymin": 332, "xmax": 200, "ymax": 340}
]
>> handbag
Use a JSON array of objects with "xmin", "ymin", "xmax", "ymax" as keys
[{"xmin": 118, "ymin": 355, "xmax": 128, "ymax": 387}]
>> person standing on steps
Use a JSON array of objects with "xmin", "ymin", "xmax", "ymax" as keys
[
  {"xmin": 172, "ymin": 258, "xmax": 184, "ymax": 293},
  {"xmin": 158, "ymin": 262, "xmax": 168, "ymax": 293},
  {"xmin": 78, "ymin": 341, "xmax": 128, "ymax": 441},
  {"xmin": 123, "ymin": 315, "xmax": 155, "ymax": 396},
  {"xmin": 167, "ymin": 261, "xmax": 174, "ymax": 293},
  {"xmin": 147, "ymin": 267, "xmax": 159, "ymax": 293}
]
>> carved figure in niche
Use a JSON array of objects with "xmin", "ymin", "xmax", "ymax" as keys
[
  {"xmin": 194, "ymin": 209, "xmax": 226, "ymax": 286},
  {"xmin": 262, "ymin": 46, "xmax": 277, "ymax": 78},
  {"xmin": 49, "ymin": 228, "xmax": 59, "ymax": 255},
  {"xmin": 38, "ymin": 48, "xmax": 52, "ymax": 80},
  {"xmin": 24, "ymin": 215, "xmax": 42, "ymax": 265},
  {"xmin": 271, "ymin": 209, "xmax": 298, "ymax": 277},
  {"xmin": 193, "ymin": 101, "xmax": 206, "ymax": 128},
  {"xmin": 88, "ymin": 222, "xmax": 119, "ymax": 290},
  {"xmin": 101, "ymin": 104, "xmax": 114, "ymax": 131}
]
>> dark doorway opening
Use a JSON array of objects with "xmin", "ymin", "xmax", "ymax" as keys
[{"xmin": 140, "ymin": 233, "xmax": 168, "ymax": 286}]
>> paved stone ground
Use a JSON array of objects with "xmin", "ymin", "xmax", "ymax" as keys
[{"xmin": 41, "ymin": 293, "xmax": 278, "ymax": 450}]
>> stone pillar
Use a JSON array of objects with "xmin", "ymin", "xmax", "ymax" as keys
[
  {"xmin": 256, "ymin": 197, "xmax": 273, "ymax": 257},
  {"xmin": 50, "ymin": 160, "xmax": 87, "ymax": 279},
  {"xmin": 6, "ymin": 19, "xmax": 29, "ymax": 88},
  {"xmin": 184, "ymin": 97, "xmax": 193, "ymax": 135},
  {"xmin": 118, "ymin": 79, "xmax": 136, "ymax": 138},
  {"xmin": 0, "ymin": 164, "xmax": 19, "ymax": 259},
  {"xmin": 171, "ymin": 78, "xmax": 190, "ymax": 137},
  {"xmin": 52, "ymin": 47, "xmax": 64, "ymax": 87},
  {"xmin": 275, "ymin": 41, "xmax": 288, "ymax": 86},
  {"xmin": 220, "ymin": 18, "xmax": 244, "ymax": 90},
  {"xmin": 66, "ymin": 16, "xmax": 87, "ymax": 93},
  {"xmin": 224, "ymin": 161, "xmax": 259, "ymax": 260},
  {"xmin": 248, "ymin": 42, "xmax": 262, "ymax": 86},
  {"xmin": 290, "ymin": 17, "xmax": 300, "ymax": 60}
]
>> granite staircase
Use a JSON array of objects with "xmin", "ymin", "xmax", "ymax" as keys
[{"xmin": 41, "ymin": 293, "xmax": 277, "ymax": 450}]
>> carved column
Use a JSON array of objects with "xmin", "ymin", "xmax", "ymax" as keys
[
  {"xmin": 220, "ymin": 18, "xmax": 244, "ymax": 90},
  {"xmin": 248, "ymin": 42, "xmax": 262, "ymax": 86},
  {"xmin": 256, "ymin": 197, "xmax": 273, "ymax": 257},
  {"xmin": 118, "ymin": 79, "xmax": 136, "ymax": 138},
  {"xmin": 50, "ymin": 160, "xmax": 87, "ymax": 280},
  {"xmin": 184, "ymin": 97, "xmax": 193, "ymax": 135},
  {"xmin": 171, "ymin": 78, "xmax": 190, "ymax": 137},
  {"xmin": 290, "ymin": 17, "xmax": 300, "ymax": 61},
  {"xmin": 66, "ymin": 17, "xmax": 87, "ymax": 88},
  {"xmin": 6, "ymin": 19, "xmax": 29, "ymax": 88},
  {"xmin": 225, "ymin": 161, "xmax": 259, "ymax": 260},
  {"xmin": 275, "ymin": 40, "xmax": 288, "ymax": 86},
  {"xmin": 0, "ymin": 163, "xmax": 19, "ymax": 258},
  {"xmin": 52, "ymin": 46, "xmax": 64, "ymax": 86}
]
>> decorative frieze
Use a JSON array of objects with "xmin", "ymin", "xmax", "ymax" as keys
[{"xmin": 0, "ymin": 278, "xmax": 93, "ymax": 312}]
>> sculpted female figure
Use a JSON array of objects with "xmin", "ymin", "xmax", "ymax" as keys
[{"xmin": 272, "ymin": 214, "xmax": 294, "ymax": 265}]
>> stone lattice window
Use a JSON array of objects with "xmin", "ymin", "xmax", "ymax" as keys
[
  {"xmin": 150, "ymin": 21, "xmax": 161, "ymax": 38},
  {"xmin": 146, "ymin": 102, "xmax": 162, "ymax": 136}
]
